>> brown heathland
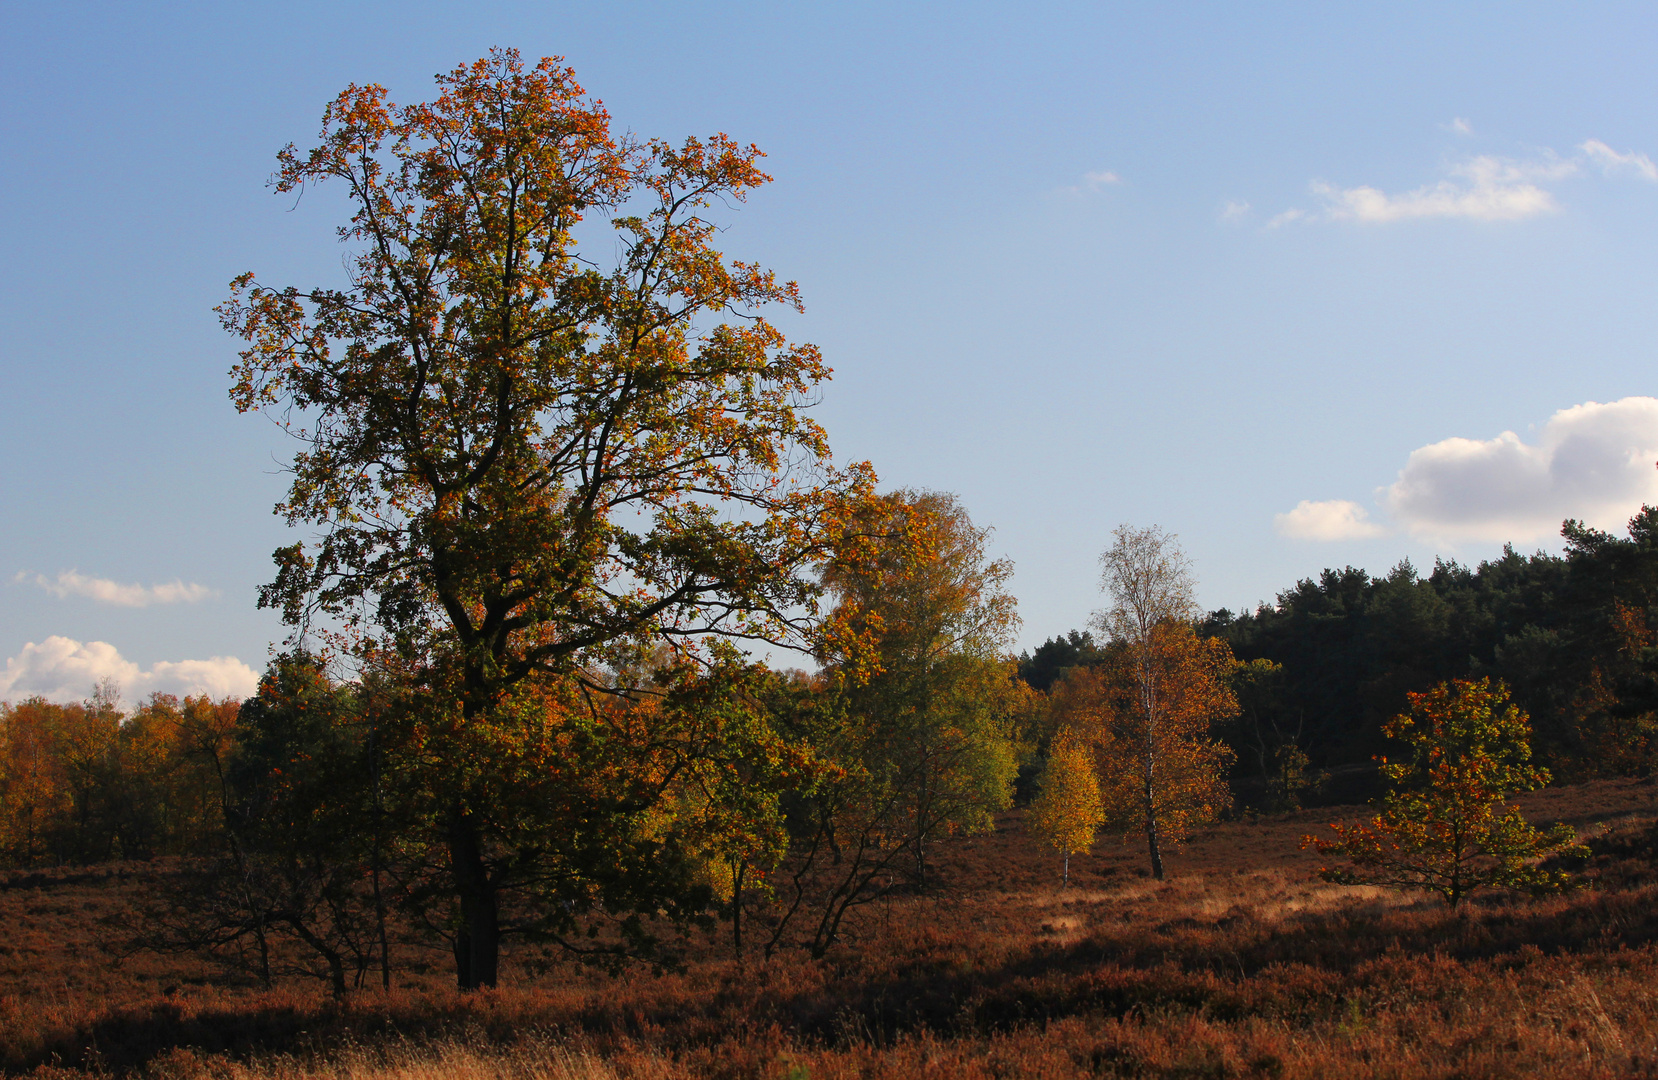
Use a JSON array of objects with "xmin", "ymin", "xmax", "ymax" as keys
[{"xmin": 5, "ymin": 778, "xmax": 1658, "ymax": 1079}]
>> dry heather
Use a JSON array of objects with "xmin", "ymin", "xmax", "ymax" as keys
[
  {"xmin": 6, "ymin": 778, "xmax": 1658, "ymax": 1079},
  {"xmin": 108, "ymin": 1038, "xmax": 643, "ymax": 1080}
]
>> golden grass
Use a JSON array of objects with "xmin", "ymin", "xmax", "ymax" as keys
[{"xmin": 135, "ymin": 1037, "xmax": 634, "ymax": 1080}]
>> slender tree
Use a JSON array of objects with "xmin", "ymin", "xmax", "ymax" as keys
[
  {"xmin": 1055, "ymin": 627, "xmax": 1236, "ymax": 877},
  {"xmin": 770, "ymin": 490, "xmax": 1021, "ymax": 957},
  {"xmin": 1027, "ymin": 730, "xmax": 1102, "ymax": 886},
  {"xmin": 1090, "ymin": 525, "xmax": 1233, "ymax": 878},
  {"xmin": 820, "ymin": 490, "xmax": 1020, "ymax": 884}
]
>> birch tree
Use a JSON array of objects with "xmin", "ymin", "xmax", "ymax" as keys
[
  {"xmin": 770, "ymin": 490, "xmax": 1020, "ymax": 957},
  {"xmin": 1091, "ymin": 525, "xmax": 1234, "ymax": 878},
  {"xmin": 1028, "ymin": 730, "xmax": 1102, "ymax": 886}
]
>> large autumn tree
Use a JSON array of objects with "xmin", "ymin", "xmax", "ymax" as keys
[{"xmin": 220, "ymin": 49, "xmax": 871, "ymax": 988}]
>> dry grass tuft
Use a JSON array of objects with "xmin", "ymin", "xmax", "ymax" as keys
[{"xmin": 153, "ymin": 1037, "xmax": 629, "ymax": 1080}]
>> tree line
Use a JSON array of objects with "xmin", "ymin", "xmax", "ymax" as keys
[
  {"xmin": 0, "ymin": 507, "xmax": 1605, "ymax": 988},
  {"xmin": 0, "ymin": 509, "xmax": 1246, "ymax": 993},
  {"xmin": 1020, "ymin": 509, "xmax": 1658, "ymax": 804},
  {"xmin": 0, "ymin": 689, "xmax": 233, "ymax": 866}
]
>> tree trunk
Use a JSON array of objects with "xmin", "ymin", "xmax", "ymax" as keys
[
  {"xmin": 254, "ymin": 915, "xmax": 272, "ymax": 988},
  {"xmin": 371, "ymin": 720, "xmax": 390, "ymax": 990},
  {"xmin": 285, "ymin": 915, "xmax": 348, "ymax": 997},
  {"xmin": 447, "ymin": 808, "xmax": 499, "ymax": 989},
  {"xmin": 1144, "ymin": 733, "xmax": 1165, "ymax": 880},
  {"xmin": 1063, "ymin": 852, "xmax": 1069, "ymax": 887},
  {"xmin": 324, "ymin": 949, "xmax": 347, "ymax": 998},
  {"xmin": 731, "ymin": 860, "xmax": 745, "ymax": 962},
  {"xmin": 1141, "ymin": 654, "xmax": 1164, "ymax": 880}
]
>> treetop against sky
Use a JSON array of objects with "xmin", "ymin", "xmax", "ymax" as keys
[{"xmin": 5, "ymin": 3, "xmax": 1658, "ymax": 700}]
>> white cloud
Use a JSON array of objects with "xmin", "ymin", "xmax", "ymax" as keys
[
  {"xmin": 1273, "ymin": 138, "xmax": 1658, "ymax": 226},
  {"xmin": 0, "ymin": 636, "xmax": 259, "ymax": 704},
  {"xmin": 1580, "ymin": 139, "xmax": 1658, "ymax": 181},
  {"xmin": 1274, "ymin": 499, "xmax": 1388, "ymax": 541},
  {"xmin": 1220, "ymin": 199, "xmax": 1251, "ymax": 221},
  {"xmin": 1382, "ymin": 397, "xmax": 1658, "ymax": 543},
  {"xmin": 1446, "ymin": 117, "xmax": 1474, "ymax": 136},
  {"xmin": 1309, "ymin": 154, "xmax": 1572, "ymax": 223},
  {"xmin": 28, "ymin": 570, "xmax": 216, "ymax": 607}
]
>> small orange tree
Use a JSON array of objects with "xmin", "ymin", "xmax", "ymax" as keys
[
  {"xmin": 1028, "ymin": 730, "xmax": 1103, "ymax": 886},
  {"xmin": 1306, "ymin": 677, "xmax": 1584, "ymax": 907}
]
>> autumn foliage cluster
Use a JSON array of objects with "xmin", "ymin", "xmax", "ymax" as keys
[
  {"xmin": 0, "ymin": 690, "xmax": 233, "ymax": 867},
  {"xmin": 1306, "ymin": 678, "xmax": 1585, "ymax": 906}
]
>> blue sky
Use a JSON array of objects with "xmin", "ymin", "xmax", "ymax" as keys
[{"xmin": 5, "ymin": 2, "xmax": 1658, "ymax": 701}]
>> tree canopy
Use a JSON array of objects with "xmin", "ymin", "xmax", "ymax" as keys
[
  {"xmin": 1307, "ymin": 677, "xmax": 1584, "ymax": 906},
  {"xmin": 219, "ymin": 49, "xmax": 872, "ymax": 988}
]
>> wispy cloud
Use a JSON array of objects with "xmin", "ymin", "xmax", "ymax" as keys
[
  {"xmin": 1220, "ymin": 199, "xmax": 1251, "ymax": 222},
  {"xmin": 1061, "ymin": 169, "xmax": 1124, "ymax": 195},
  {"xmin": 0, "ymin": 636, "xmax": 258, "ymax": 704},
  {"xmin": 1580, "ymin": 139, "xmax": 1658, "ymax": 181},
  {"xmin": 23, "ymin": 570, "xmax": 216, "ymax": 607},
  {"xmin": 1445, "ymin": 117, "xmax": 1474, "ymax": 136},
  {"xmin": 1271, "ymin": 138, "xmax": 1653, "ymax": 226},
  {"xmin": 1290, "ymin": 155, "xmax": 1572, "ymax": 225},
  {"xmin": 1274, "ymin": 499, "xmax": 1388, "ymax": 541}
]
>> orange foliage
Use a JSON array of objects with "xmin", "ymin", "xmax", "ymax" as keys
[
  {"xmin": 1053, "ymin": 625, "xmax": 1237, "ymax": 877},
  {"xmin": 1306, "ymin": 677, "xmax": 1584, "ymax": 906},
  {"xmin": 0, "ymin": 692, "xmax": 236, "ymax": 867}
]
